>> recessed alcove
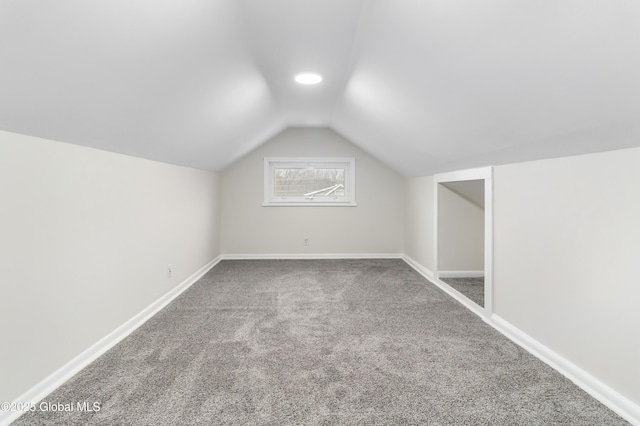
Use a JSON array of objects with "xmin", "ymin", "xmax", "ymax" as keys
[{"xmin": 435, "ymin": 168, "xmax": 493, "ymax": 317}]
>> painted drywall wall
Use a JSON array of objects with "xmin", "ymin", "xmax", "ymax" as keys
[
  {"xmin": 220, "ymin": 128, "xmax": 404, "ymax": 255},
  {"xmin": 437, "ymin": 183, "xmax": 484, "ymax": 272},
  {"xmin": 0, "ymin": 131, "xmax": 221, "ymax": 403},
  {"xmin": 404, "ymin": 176, "xmax": 435, "ymax": 272},
  {"xmin": 494, "ymin": 146, "xmax": 640, "ymax": 407}
]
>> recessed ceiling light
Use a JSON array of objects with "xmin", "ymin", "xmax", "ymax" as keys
[{"xmin": 295, "ymin": 73, "xmax": 323, "ymax": 85}]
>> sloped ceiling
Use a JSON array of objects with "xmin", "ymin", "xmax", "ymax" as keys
[
  {"xmin": 441, "ymin": 180, "xmax": 485, "ymax": 209},
  {"xmin": 1, "ymin": 0, "xmax": 639, "ymax": 176}
]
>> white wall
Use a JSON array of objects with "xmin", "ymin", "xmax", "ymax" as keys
[
  {"xmin": 0, "ymin": 131, "xmax": 221, "ymax": 403},
  {"xmin": 404, "ymin": 176, "xmax": 435, "ymax": 272},
  {"xmin": 5, "ymin": 124, "xmax": 637, "ymax": 416},
  {"xmin": 403, "ymin": 148, "xmax": 640, "ymax": 412},
  {"xmin": 437, "ymin": 184, "xmax": 484, "ymax": 272},
  {"xmin": 220, "ymin": 128, "xmax": 404, "ymax": 255},
  {"xmin": 494, "ymin": 147, "xmax": 640, "ymax": 407}
]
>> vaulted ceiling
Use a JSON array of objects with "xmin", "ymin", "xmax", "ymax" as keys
[{"xmin": 1, "ymin": 0, "xmax": 639, "ymax": 176}]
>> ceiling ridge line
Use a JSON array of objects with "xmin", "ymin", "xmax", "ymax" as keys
[{"xmin": 328, "ymin": 0, "xmax": 373, "ymax": 124}]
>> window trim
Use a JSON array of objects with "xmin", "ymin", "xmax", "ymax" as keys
[{"xmin": 263, "ymin": 157, "xmax": 357, "ymax": 207}]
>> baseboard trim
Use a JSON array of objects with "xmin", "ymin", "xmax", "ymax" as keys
[
  {"xmin": 402, "ymin": 256, "xmax": 485, "ymax": 319},
  {"xmin": 5, "ymin": 254, "xmax": 637, "ymax": 426},
  {"xmin": 438, "ymin": 270, "xmax": 484, "ymax": 278},
  {"xmin": 401, "ymin": 255, "xmax": 435, "ymax": 281},
  {"xmin": 221, "ymin": 253, "xmax": 403, "ymax": 260},
  {"xmin": 435, "ymin": 277, "xmax": 486, "ymax": 318},
  {"xmin": 0, "ymin": 255, "xmax": 222, "ymax": 426},
  {"xmin": 402, "ymin": 255, "xmax": 639, "ymax": 426},
  {"xmin": 491, "ymin": 315, "xmax": 640, "ymax": 426}
]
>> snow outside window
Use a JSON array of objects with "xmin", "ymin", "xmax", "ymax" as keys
[{"xmin": 263, "ymin": 158, "xmax": 356, "ymax": 206}]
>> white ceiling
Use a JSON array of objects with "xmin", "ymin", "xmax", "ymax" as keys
[{"xmin": 2, "ymin": 0, "xmax": 639, "ymax": 176}]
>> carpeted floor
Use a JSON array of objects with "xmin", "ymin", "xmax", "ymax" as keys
[
  {"xmin": 13, "ymin": 259, "xmax": 627, "ymax": 425},
  {"xmin": 441, "ymin": 277, "xmax": 484, "ymax": 307}
]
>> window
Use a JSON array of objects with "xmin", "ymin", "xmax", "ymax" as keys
[{"xmin": 263, "ymin": 157, "xmax": 356, "ymax": 206}]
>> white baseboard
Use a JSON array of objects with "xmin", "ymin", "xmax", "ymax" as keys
[
  {"xmin": 402, "ymin": 254, "xmax": 639, "ymax": 426},
  {"xmin": 401, "ymin": 255, "xmax": 435, "ymax": 281},
  {"xmin": 438, "ymin": 270, "xmax": 484, "ymax": 278},
  {"xmin": 222, "ymin": 253, "xmax": 403, "ymax": 260},
  {"xmin": 402, "ymin": 256, "xmax": 485, "ymax": 319},
  {"xmin": 491, "ymin": 315, "xmax": 640, "ymax": 426},
  {"xmin": 5, "ymin": 254, "xmax": 637, "ymax": 426},
  {"xmin": 0, "ymin": 256, "xmax": 222, "ymax": 426}
]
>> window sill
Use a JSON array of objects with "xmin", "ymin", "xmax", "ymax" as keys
[{"xmin": 262, "ymin": 201, "xmax": 358, "ymax": 207}]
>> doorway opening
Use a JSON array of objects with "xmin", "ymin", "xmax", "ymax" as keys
[{"xmin": 434, "ymin": 167, "xmax": 493, "ymax": 318}]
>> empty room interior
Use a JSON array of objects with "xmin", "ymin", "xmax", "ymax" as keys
[{"xmin": 1, "ymin": 1, "xmax": 639, "ymax": 424}]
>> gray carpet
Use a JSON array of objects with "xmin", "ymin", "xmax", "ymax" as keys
[
  {"xmin": 14, "ymin": 259, "xmax": 627, "ymax": 425},
  {"xmin": 441, "ymin": 277, "xmax": 484, "ymax": 307}
]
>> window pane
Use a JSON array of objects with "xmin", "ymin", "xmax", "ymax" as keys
[{"xmin": 274, "ymin": 167, "xmax": 345, "ymax": 199}]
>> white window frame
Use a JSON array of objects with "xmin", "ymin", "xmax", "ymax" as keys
[{"xmin": 263, "ymin": 157, "xmax": 357, "ymax": 207}]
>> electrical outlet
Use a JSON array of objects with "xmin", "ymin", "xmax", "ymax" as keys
[
  {"xmin": 304, "ymin": 238, "xmax": 309, "ymax": 246},
  {"xmin": 167, "ymin": 264, "xmax": 172, "ymax": 278}
]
